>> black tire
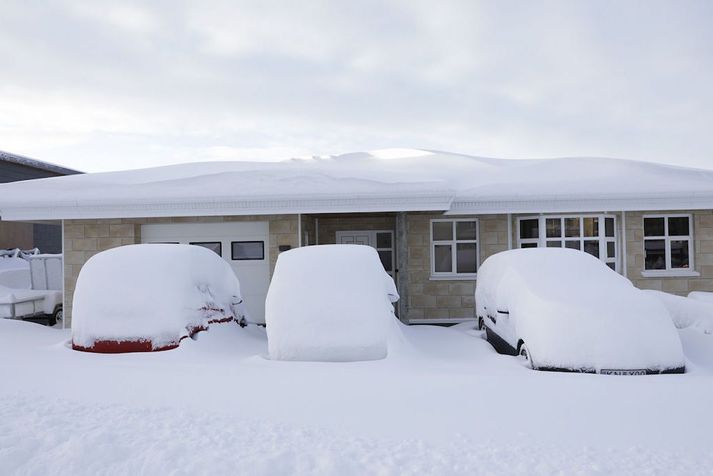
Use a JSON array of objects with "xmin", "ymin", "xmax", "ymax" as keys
[
  {"xmin": 519, "ymin": 343, "xmax": 534, "ymax": 369},
  {"xmin": 478, "ymin": 317, "xmax": 485, "ymax": 331},
  {"xmin": 49, "ymin": 306, "xmax": 63, "ymax": 327}
]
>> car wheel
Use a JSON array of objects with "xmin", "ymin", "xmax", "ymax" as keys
[
  {"xmin": 519, "ymin": 343, "xmax": 533, "ymax": 369},
  {"xmin": 50, "ymin": 306, "xmax": 63, "ymax": 327},
  {"xmin": 478, "ymin": 317, "xmax": 485, "ymax": 331}
]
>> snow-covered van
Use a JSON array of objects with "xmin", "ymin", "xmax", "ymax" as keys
[{"xmin": 476, "ymin": 248, "xmax": 686, "ymax": 374}]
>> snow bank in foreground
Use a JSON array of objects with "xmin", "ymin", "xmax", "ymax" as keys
[
  {"xmin": 476, "ymin": 248, "xmax": 685, "ymax": 372},
  {"xmin": 689, "ymin": 291, "xmax": 713, "ymax": 304},
  {"xmin": 266, "ymin": 245, "xmax": 399, "ymax": 362},
  {"xmin": 646, "ymin": 290, "xmax": 713, "ymax": 334},
  {"xmin": 72, "ymin": 244, "xmax": 245, "ymax": 352}
]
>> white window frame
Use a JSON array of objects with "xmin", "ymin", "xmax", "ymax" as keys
[
  {"xmin": 516, "ymin": 214, "xmax": 619, "ymax": 271},
  {"xmin": 641, "ymin": 214, "xmax": 698, "ymax": 277},
  {"xmin": 430, "ymin": 218, "xmax": 479, "ymax": 280}
]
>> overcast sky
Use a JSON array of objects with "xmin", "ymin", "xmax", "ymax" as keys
[{"xmin": 1, "ymin": 0, "xmax": 712, "ymax": 173}]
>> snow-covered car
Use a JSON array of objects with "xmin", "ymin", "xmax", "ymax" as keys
[
  {"xmin": 265, "ymin": 244, "xmax": 400, "ymax": 362},
  {"xmin": 72, "ymin": 244, "xmax": 247, "ymax": 353},
  {"xmin": 475, "ymin": 248, "xmax": 685, "ymax": 374}
]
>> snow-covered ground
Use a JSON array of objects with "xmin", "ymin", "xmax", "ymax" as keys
[{"xmin": 2, "ymin": 319, "xmax": 713, "ymax": 475}]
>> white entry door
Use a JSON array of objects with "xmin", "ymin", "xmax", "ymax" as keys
[
  {"xmin": 336, "ymin": 230, "xmax": 395, "ymax": 277},
  {"xmin": 141, "ymin": 221, "xmax": 270, "ymax": 323}
]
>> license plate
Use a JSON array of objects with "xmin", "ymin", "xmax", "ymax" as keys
[{"xmin": 601, "ymin": 369, "xmax": 647, "ymax": 376}]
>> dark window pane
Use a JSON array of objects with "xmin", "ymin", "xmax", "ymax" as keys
[
  {"xmin": 605, "ymin": 218, "xmax": 615, "ymax": 237},
  {"xmin": 378, "ymin": 250, "xmax": 393, "ymax": 272},
  {"xmin": 644, "ymin": 218, "xmax": 665, "ymax": 237},
  {"xmin": 456, "ymin": 221, "xmax": 477, "ymax": 240},
  {"xmin": 546, "ymin": 218, "xmax": 561, "ymax": 238},
  {"xmin": 456, "ymin": 243, "xmax": 477, "ymax": 273},
  {"xmin": 583, "ymin": 217, "xmax": 599, "ymax": 237},
  {"xmin": 668, "ymin": 217, "xmax": 690, "ymax": 236},
  {"xmin": 584, "ymin": 240, "xmax": 599, "ymax": 258},
  {"xmin": 190, "ymin": 242, "xmax": 222, "ymax": 256},
  {"xmin": 565, "ymin": 240, "xmax": 581, "ymax": 250},
  {"xmin": 607, "ymin": 241, "xmax": 616, "ymax": 258},
  {"xmin": 434, "ymin": 244, "xmax": 452, "ymax": 272},
  {"xmin": 521, "ymin": 242, "xmax": 538, "ymax": 248},
  {"xmin": 520, "ymin": 219, "xmax": 539, "ymax": 239},
  {"xmin": 607, "ymin": 262, "xmax": 616, "ymax": 270},
  {"xmin": 644, "ymin": 239, "xmax": 666, "ymax": 270},
  {"xmin": 231, "ymin": 241, "xmax": 264, "ymax": 260},
  {"xmin": 376, "ymin": 232, "xmax": 392, "ymax": 249},
  {"xmin": 433, "ymin": 222, "xmax": 453, "ymax": 241},
  {"xmin": 670, "ymin": 240, "xmax": 690, "ymax": 268},
  {"xmin": 546, "ymin": 240, "xmax": 562, "ymax": 247},
  {"xmin": 565, "ymin": 218, "xmax": 580, "ymax": 238}
]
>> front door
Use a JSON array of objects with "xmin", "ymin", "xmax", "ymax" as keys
[{"xmin": 336, "ymin": 230, "xmax": 395, "ymax": 277}]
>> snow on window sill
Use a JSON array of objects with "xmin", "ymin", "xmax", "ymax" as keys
[
  {"xmin": 429, "ymin": 273, "xmax": 477, "ymax": 281},
  {"xmin": 641, "ymin": 270, "xmax": 700, "ymax": 278}
]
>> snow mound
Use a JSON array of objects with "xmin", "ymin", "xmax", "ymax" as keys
[
  {"xmin": 646, "ymin": 290, "xmax": 713, "ymax": 334},
  {"xmin": 265, "ymin": 245, "xmax": 399, "ymax": 362},
  {"xmin": 688, "ymin": 291, "xmax": 713, "ymax": 305},
  {"xmin": 72, "ymin": 244, "xmax": 246, "ymax": 353},
  {"xmin": 476, "ymin": 248, "xmax": 685, "ymax": 372}
]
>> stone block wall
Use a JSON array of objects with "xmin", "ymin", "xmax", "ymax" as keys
[
  {"xmin": 405, "ymin": 213, "xmax": 509, "ymax": 321},
  {"xmin": 63, "ymin": 214, "xmax": 298, "ymax": 323}
]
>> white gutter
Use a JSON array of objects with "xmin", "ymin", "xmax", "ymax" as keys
[
  {"xmin": 1, "ymin": 194, "xmax": 454, "ymax": 221},
  {"xmin": 448, "ymin": 194, "xmax": 713, "ymax": 215}
]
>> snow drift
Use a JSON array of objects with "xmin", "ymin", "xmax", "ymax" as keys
[
  {"xmin": 476, "ymin": 248, "xmax": 685, "ymax": 373},
  {"xmin": 72, "ymin": 244, "xmax": 246, "ymax": 353},
  {"xmin": 265, "ymin": 245, "xmax": 400, "ymax": 362},
  {"xmin": 646, "ymin": 290, "xmax": 713, "ymax": 334}
]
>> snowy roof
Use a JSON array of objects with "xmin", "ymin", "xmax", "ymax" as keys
[
  {"xmin": 0, "ymin": 148, "xmax": 712, "ymax": 220},
  {"xmin": 0, "ymin": 150, "xmax": 80, "ymax": 176}
]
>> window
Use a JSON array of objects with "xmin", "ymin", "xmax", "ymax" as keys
[
  {"xmin": 231, "ymin": 241, "xmax": 265, "ymax": 260},
  {"xmin": 517, "ymin": 215, "xmax": 618, "ymax": 270},
  {"xmin": 430, "ymin": 219, "xmax": 478, "ymax": 278},
  {"xmin": 643, "ymin": 215, "xmax": 693, "ymax": 272},
  {"xmin": 190, "ymin": 242, "xmax": 222, "ymax": 256}
]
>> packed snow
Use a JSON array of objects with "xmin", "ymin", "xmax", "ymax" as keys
[
  {"xmin": 72, "ymin": 244, "xmax": 246, "ymax": 351},
  {"xmin": 0, "ymin": 255, "xmax": 31, "ymax": 289},
  {"xmin": 476, "ymin": 248, "xmax": 685, "ymax": 372},
  {"xmin": 2, "ymin": 149, "xmax": 713, "ymax": 219},
  {"xmin": 266, "ymin": 245, "xmax": 400, "ymax": 362},
  {"xmin": 647, "ymin": 290, "xmax": 713, "ymax": 334},
  {"xmin": 689, "ymin": 291, "xmax": 713, "ymax": 305},
  {"xmin": 1, "ymin": 318, "xmax": 713, "ymax": 475}
]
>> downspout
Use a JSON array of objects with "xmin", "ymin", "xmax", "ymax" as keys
[
  {"xmin": 621, "ymin": 211, "xmax": 628, "ymax": 277},
  {"xmin": 61, "ymin": 219, "xmax": 66, "ymax": 330},
  {"xmin": 507, "ymin": 213, "xmax": 513, "ymax": 250},
  {"xmin": 297, "ymin": 213, "xmax": 302, "ymax": 247}
]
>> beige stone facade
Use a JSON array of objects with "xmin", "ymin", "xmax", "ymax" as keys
[
  {"xmin": 63, "ymin": 215, "xmax": 298, "ymax": 323},
  {"xmin": 61, "ymin": 209, "xmax": 713, "ymax": 326},
  {"xmin": 405, "ymin": 213, "xmax": 509, "ymax": 321}
]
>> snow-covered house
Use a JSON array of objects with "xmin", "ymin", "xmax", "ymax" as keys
[{"xmin": 0, "ymin": 149, "xmax": 711, "ymax": 326}]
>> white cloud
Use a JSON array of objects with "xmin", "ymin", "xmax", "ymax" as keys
[{"xmin": 0, "ymin": 0, "xmax": 711, "ymax": 172}]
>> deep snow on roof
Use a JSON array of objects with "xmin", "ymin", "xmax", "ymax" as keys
[{"xmin": 0, "ymin": 149, "xmax": 711, "ymax": 218}]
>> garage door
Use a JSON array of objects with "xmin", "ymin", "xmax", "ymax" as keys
[{"xmin": 141, "ymin": 221, "xmax": 270, "ymax": 323}]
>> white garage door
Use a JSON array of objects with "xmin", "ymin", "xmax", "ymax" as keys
[{"xmin": 141, "ymin": 221, "xmax": 270, "ymax": 323}]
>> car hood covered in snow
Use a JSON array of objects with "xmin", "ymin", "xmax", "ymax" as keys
[{"xmin": 476, "ymin": 248, "xmax": 685, "ymax": 372}]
